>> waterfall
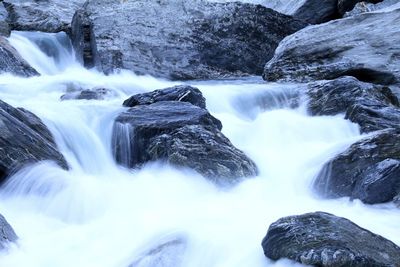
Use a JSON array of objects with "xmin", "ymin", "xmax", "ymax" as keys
[
  {"xmin": 0, "ymin": 31, "xmax": 400, "ymax": 267},
  {"xmin": 8, "ymin": 31, "xmax": 80, "ymax": 75}
]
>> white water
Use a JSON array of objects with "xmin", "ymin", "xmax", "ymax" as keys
[{"xmin": 0, "ymin": 31, "xmax": 399, "ymax": 267}]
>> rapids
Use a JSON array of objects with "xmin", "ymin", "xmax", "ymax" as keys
[{"xmin": 0, "ymin": 31, "xmax": 399, "ymax": 267}]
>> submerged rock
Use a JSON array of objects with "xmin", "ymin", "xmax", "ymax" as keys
[
  {"xmin": 314, "ymin": 129, "xmax": 400, "ymax": 204},
  {"xmin": 262, "ymin": 212, "xmax": 400, "ymax": 266},
  {"xmin": 0, "ymin": 214, "xmax": 17, "ymax": 250},
  {"xmin": 3, "ymin": 0, "xmax": 85, "ymax": 33},
  {"xmin": 263, "ymin": 8, "xmax": 400, "ymax": 86},
  {"xmin": 307, "ymin": 77, "xmax": 400, "ymax": 133},
  {"xmin": 123, "ymin": 85, "xmax": 206, "ymax": 109},
  {"xmin": 71, "ymin": 0, "xmax": 305, "ymax": 79},
  {"xmin": 0, "ymin": 36, "xmax": 38, "ymax": 76},
  {"xmin": 60, "ymin": 88, "xmax": 114, "ymax": 101},
  {"xmin": 112, "ymin": 100, "xmax": 257, "ymax": 183},
  {"xmin": 0, "ymin": 100, "xmax": 68, "ymax": 184},
  {"xmin": 128, "ymin": 237, "xmax": 186, "ymax": 267}
]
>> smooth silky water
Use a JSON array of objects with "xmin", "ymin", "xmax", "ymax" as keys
[{"xmin": 0, "ymin": 31, "xmax": 399, "ymax": 267}]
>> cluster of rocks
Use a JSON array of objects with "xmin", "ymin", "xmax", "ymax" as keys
[
  {"xmin": 1, "ymin": 0, "xmax": 400, "ymax": 265},
  {"xmin": 258, "ymin": 1, "xmax": 400, "ymax": 266},
  {"xmin": 113, "ymin": 85, "xmax": 258, "ymax": 184}
]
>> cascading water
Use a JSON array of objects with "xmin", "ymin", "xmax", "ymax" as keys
[{"xmin": 0, "ymin": 31, "xmax": 399, "ymax": 267}]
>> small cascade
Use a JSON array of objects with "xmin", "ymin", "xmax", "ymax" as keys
[
  {"xmin": 112, "ymin": 122, "xmax": 135, "ymax": 168},
  {"xmin": 8, "ymin": 31, "xmax": 80, "ymax": 75}
]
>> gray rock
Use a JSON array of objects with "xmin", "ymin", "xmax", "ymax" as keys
[
  {"xmin": 71, "ymin": 0, "xmax": 305, "ymax": 80},
  {"xmin": 262, "ymin": 212, "xmax": 400, "ymax": 266},
  {"xmin": 307, "ymin": 77, "xmax": 400, "ymax": 133},
  {"xmin": 60, "ymin": 88, "xmax": 114, "ymax": 101},
  {"xmin": 0, "ymin": 3, "xmax": 10, "ymax": 36},
  {"xmin": 263, "ymin": 8, "xmax": 400, "ymax": 87},
  {"xmin": 112, "ymin": 101, "xmax": 257, "ymax": 183},
  {"xmin": 314, "ymin": 129, "xmax": 400, "ymax": 204},
  {"xmin": 0, "ymin": 99, "xmax": 68, "ymax": 184},
  {"xmin": 0, "ymin": 213, "xmax": 17, "ymax": 250},
  {"xmin": 128, "ymin": 237, "xmax": 186, "ymax": 267},
  {"xmin": 123, "ymin": 85, "xmax": 206, "ymax": 109},
  {"xmin": 3, "ymin": 0, "xmax": 85, "ymax": 33},
  {"xmin": 0, "ymin": 36, "xmax": 38, "ymax": 76}
]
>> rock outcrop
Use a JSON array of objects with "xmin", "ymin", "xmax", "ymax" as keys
[
  {"xmin": 306, "ymin": 77, "xmax": 400, "ymax": 133},
  {"xmin": 262, "ymin": 212, "xmax": 400, "ymax": 266},
  {"xmin": 3, "ymin": 0, "xmax": 85, "ymax": 33},
  {"xmin": 0, "ymin": 214, "xmax": 17, "ymax": 250},
  {"xmin": 71, "ymin": 0, "xmax": 305, "ymax": 79},
  {"xmin": 0, "ymin": 36, "xmax": 38, "ymax": 76},
  {"xmin": 314, "ymin": 129, "xmax": 400, "ymax": 204},
  {"xmin": 263, "ymin": 8, "xmax": 400, "ymax": 87},
  {"xmin": 113, "ymin": 87, "xmax": 258, "ymax": 183},
  {"xmin": 0, "ymin": 100, "xmax": 68, "ymax": 184}
]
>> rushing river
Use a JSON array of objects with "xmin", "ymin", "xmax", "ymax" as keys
[{"xmin": 0, "ymin": 31, "xmax": 399, "ymax": 267}]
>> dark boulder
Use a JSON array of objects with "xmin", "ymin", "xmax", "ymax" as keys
[
  {"xmin": 123, "ymin": 85, "xmax": 206, "ymax": 109},
  {"xmin": 262, "ymin": 212, "xmax": 400, "ymax": 266},
  {"xmin": 236, "ymin": 0, "xmax": 338, "ymax": 24},
  {"xmin": 314, "ymin": 129, "xmax": 400, "ymax": 204},
  {"xmin": 338, "ymin": 0, "xmax": 383, "ymax": 15},
  {"xmin": 128, "ymin": 237, "xmax": 186, "ymax": 267},
  {"xmin": 3, "ymin": 0, "xmax": 85, "ymax": 33},
  {"xmin": 0, "ymin": 214, "xmax": 17, "ymax": 250},
  {"xmin": 112, "ymin": 101, "xmax": 257, "ymax": 183},
  {"xmin": 263, "ymin": 8, "xmax": 400, "ymax": 86},
  {"xmin": 60, "ymin": 88, "xmax": 114, "ymax": 101},
  {"xmin": 307, "ymin": 77, "xmax": 400, "ymax": 133},
  {"xmin": 71, "ymin": 0, "xmax": 305, "ymax": 79},
  {"xmin": 0, "ymin": 99, "xmax": 68, "ymax": 184},
  {"xmin": 0, "ymin": 4, "xmax": 10, "ymax": 36},
  {"xmin": 0, "ymin": 37, "xmax": 38, "ymax": 77}
]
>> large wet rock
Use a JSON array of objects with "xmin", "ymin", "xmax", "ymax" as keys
[
  {"xmin": 128, "ymin": 237, "xmax": 186, "ymax": 267},
  {"xmin": 314, "ymin": 129, "xmax": 400, "ymax": 204},
  {"xmin": 0, "ymin": 214, "xmax": 17, "ymax": 250},
  {"xmin": 3, "ymin": 0, "xmax": 85, "ymax": 33},
  {"xmin": 71, "ymin": 0, "xmax": 305, "ymax": 80},
  {"xmin": 0, "ymin": 4, "xmax": 10, "ymax": 36},
  {"xmin": 0, "ymin": 100, "xmax": 68, "ymax": 184},
  {"xmin": 123, "ymin": 85, "xmax": 206, "ymax": 109},
  {"xmin": 0, "ymin": 36, "xmax": 38, "ymax": 76},
  {"xmin": 307, "ymin": 77, "xmax": 400, "ymax": 133},
  {"xmin": 112, "ymin": 99, "xmax": 257, "ymax": 183},
  {"xmin": 263, "ymin": 8, "xmax": 400, "ymax": 86},
  {"xmin": 262, "ymin": 212, "xmax": 400, "ymax": 266}
]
